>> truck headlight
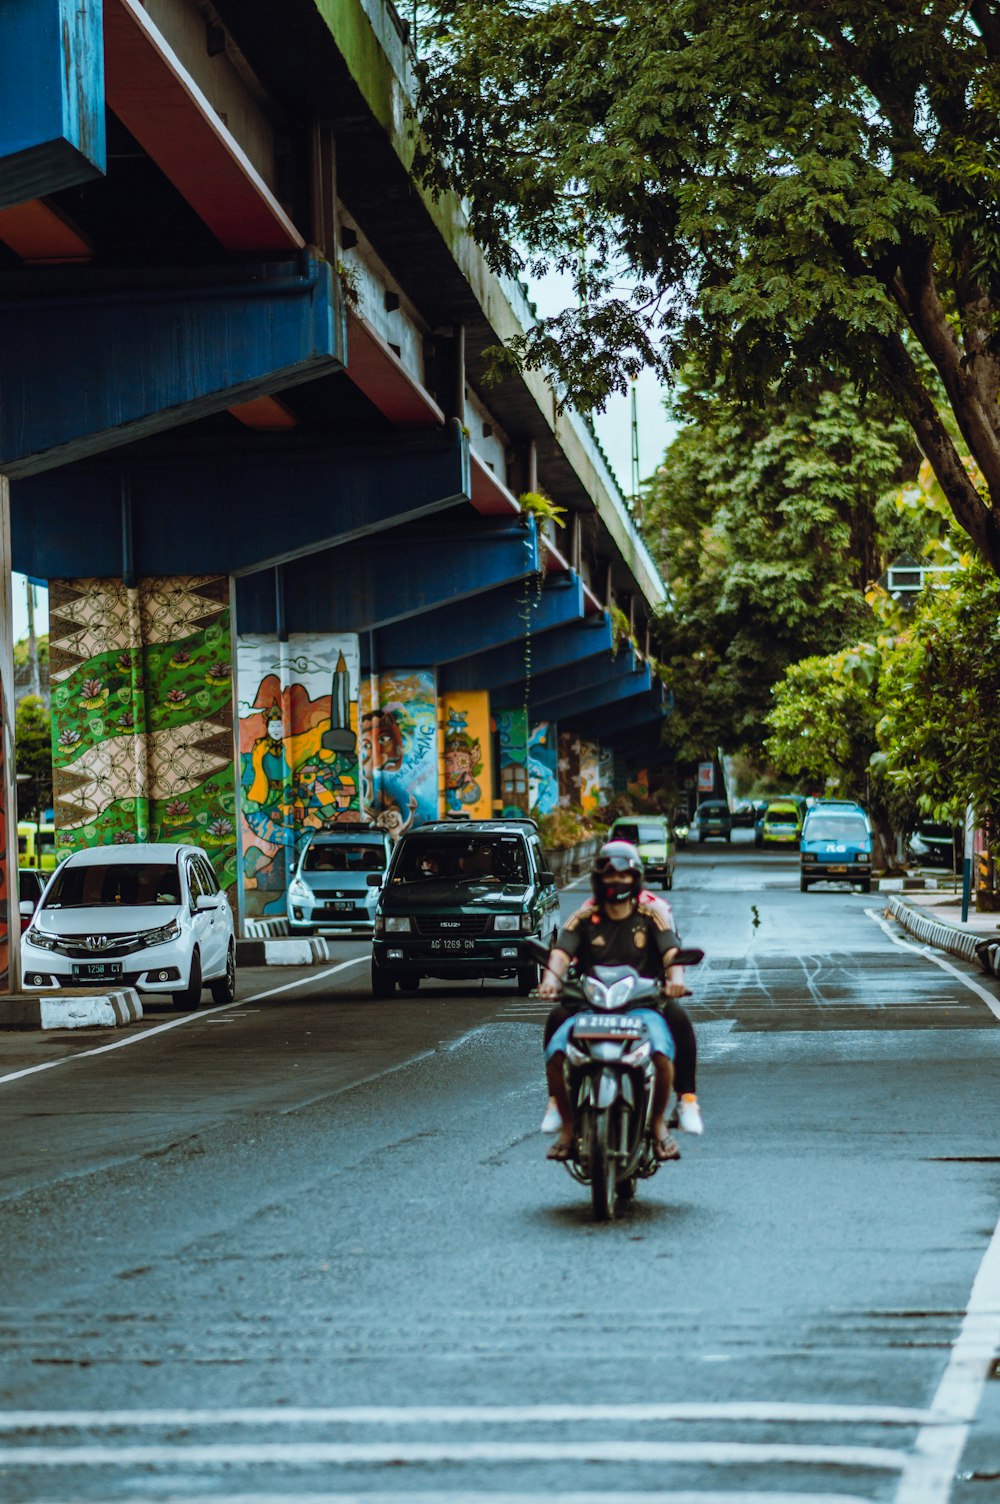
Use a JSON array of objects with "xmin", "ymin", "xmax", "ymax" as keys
[
  {"xmin": 493, "ymin": 914, "xmax": 520, "ymax": 932},
  {"xmin": 385, "ymin": 917, "xmax": 412, "ymax": 933}
]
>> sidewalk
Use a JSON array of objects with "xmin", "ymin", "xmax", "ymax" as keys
[{"xmin": 879, "ymin": 878, "xmax": 1000, "ymax": 971}]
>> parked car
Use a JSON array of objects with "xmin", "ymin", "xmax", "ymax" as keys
[
  {"xmin": 371, "ymin": 819, "xmax": 560, "ymax": 997},
  {"xmin": 800, "ymin": 805, "xmax": 873, "ymax": 892},
  {"xmin": 907, "ymin": 822, "xmax": 961, "ymax": 869},
  {"xmin": 287, "ymin": 825, "xmax": 393, "ymax": 934},
  {"xmin": 18, "ymin": 868, "xmax": 46, "ymax": 933},
  {"xmin": 760, "ymin": 800, "xmax": 804, "ymax": 848},
  {"xmin": 608, "ymin": 816, "xmax": 675, "ymax": 890},
  {"xmin": 21, "ymin": 843, "xmax": 235, "ymax": 1010},
  {"xmin": 692, "ymin": 800, "xmax": 732, "ymax": 842}
]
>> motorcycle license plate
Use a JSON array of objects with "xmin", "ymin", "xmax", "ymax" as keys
[
  {"xmin": 572, "ymin": 1013, "xmax": 646, "ymax": 1038},
  {"xmin": 430, "ymin": 938, "xmax": 475, "ymax": 952}
]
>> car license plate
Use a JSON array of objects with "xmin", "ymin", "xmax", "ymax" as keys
[
  {"xmin": 333, "ymin": 901, "xmax": 353, "ymax": 912},
  {"xmin": 71, "ymin": 961, "xmax": 123, "ymax": 981},
  {"xmin": 430, "ymin": 938, "xmax": 475, "ymax": 953},
  {"xmin": 827, "ymin": 865, "xmax": 848, "ymax": 873},
  {"xmin": 572, "ymin": 1013, "xmax": 646, "ymax": 1038}
]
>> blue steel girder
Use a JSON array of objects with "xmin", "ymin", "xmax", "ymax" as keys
[
  {"xmin": 0, "ymin": 0, "xmax": 105, "ymax": 209},
  {"xmin": 367, "ymin": 574, "xmax": 585, "ymax": 669},
  {"xmin": 569, "ymin": 692, "xmax": 668, "ymax": 741},
  {"xmin": 0, "ymin": 253, "xmax": 345, "ymax": 478},
  {"xmin": 236, "ymin": 519, "xmax": 539, "ymax": 633},
  {"xmin": 491, "ymin": 644, "xmax": 636, "ymax": 710},
  {"xmin": 11, "ymin": 425, "xmax": 471, "ymax": 578},
  {"xmin": 438, "ymin": 614, "xmax": 613, "ymax": 694},
  {"xmin": 529, "ymin": 663, "xmax": 653, "ymax": 721}
]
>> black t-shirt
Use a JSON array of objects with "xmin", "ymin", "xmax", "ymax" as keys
[{"xmin": 556, "ymin": 900, "xmax": 681, "ymax": 980}]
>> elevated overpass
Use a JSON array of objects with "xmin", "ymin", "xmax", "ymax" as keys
[{"xmin": 0, "ymin": 0, "xmax": 669, "ymax": 983}]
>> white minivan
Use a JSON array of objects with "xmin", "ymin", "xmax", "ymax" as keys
[{"xmin": 21, "ymin": 843, "xmax": 235, "ymax": 1010}]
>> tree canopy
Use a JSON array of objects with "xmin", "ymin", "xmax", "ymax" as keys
[
  {"xmin": 416, "ymin": 2, "xmax": 1000, "ymax": 572},
  {"xmin": 642, "ymin": 375, "xmax": 922, "ymax": 758}
]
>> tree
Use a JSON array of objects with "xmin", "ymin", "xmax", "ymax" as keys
[
  {"xmin": 15, "ymin": 694, "xmax": 52, "ymax": 822},
  {"xmin": 643, "ymin": 376, "xmax": 922, "ymax": 757},
  {"xmin": 416, "ymin": 3, "xmax": 1000, "ymax": 573}
]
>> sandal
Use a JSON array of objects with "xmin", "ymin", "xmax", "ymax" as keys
[
  {"xmin": 652, "ymin": 1131, "xmax": 681, "ymax": 1162},
  {"xmin": 547, "ymin": 1139, "xmax": 574, "ymax": 1161}
]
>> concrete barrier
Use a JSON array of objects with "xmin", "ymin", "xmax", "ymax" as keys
[
  {"xmin": 884, "ymin": 895, "xmax": 982, "ymax": 965},
  {"xmin": 0, "ymin": 988, "xmax": 142, "ymax": 1030}
]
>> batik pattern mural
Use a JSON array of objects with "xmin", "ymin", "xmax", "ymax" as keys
[
  {"xmin": 528, "ymin": 722, "xmax": 560, "ymax": 815},
  {"xmin": 49, "ymin": 577, "xmax": 238, "ymax": 897},
  {"xmin": 441, "ymin": 693, "xmax": 492, "ymax": 819},
  {"xmin": 558, "ymin": 731, "xmax": 581, "ymax": 807},
  {"xmin": 495, "ymin": 706, "xmax": 530, "ymax": 816},
  {"xmin": 237, "ymin": 634, "xmax": 361, "ymax": 918},
  {"xmin": 360, "ymin": 671, "xmax": 438, "ymax": 837}
]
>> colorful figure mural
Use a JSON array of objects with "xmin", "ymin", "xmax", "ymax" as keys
[
  {"xmin": 495, "ymin": 706, "xmax": 530, "ymax": 816},
  {"xmin": 558, "ymin": 730, "xmax": 581, "ymax": 807},
  {"xmin": 441, "ymin": 693, "xmax": 492, "ymax": 819},
  {"xmin": 579, "ymin": 740, "xmax": 603, "ymax": 812},
  {"xmin": 49, "ymin": 576, "xmax": 238, "ymax": 899},
  {"xmin": 237, "ymin": 634, "xmax": 361, "ymax": 918},
  {"xmin": 528, "ymin": 722, "xmax": 560, "ymax": 816},
  {"xmin": 360, "ymin": 670, "xmax": 438, "ymax": 836}
]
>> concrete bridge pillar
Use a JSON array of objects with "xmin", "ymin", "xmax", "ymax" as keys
[{"xmin": 0, "ymin": 479, "xmax": 19, "ymax": 992}]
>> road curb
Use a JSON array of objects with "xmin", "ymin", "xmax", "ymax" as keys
[
  {"xmin": 884, "ymin": 894, "xmax": 984, "ymax": 965},
  {"xmin": 0, "ymin": 988, "xmax": 143, "ymax": 1031},
  {"xmin": 236, "ymin": 936, "xmax": 331, "ymax": 967}
]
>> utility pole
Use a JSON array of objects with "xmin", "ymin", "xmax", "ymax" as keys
[
  {"xmin": 26, "ymin": 579, "xmax": 40, "ymax": 699},
  {"xmin": 630, "ymin": 380, "xmax": 642, "ymax": 519}
]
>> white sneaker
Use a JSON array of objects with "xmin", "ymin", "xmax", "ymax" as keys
[
  {"xmin": 677, "ymin": 1094, "xmax": 704, "ymax": 1135},
  {"xmin": 540, "ymin": 1098, "xmax": 562, "ymax": 1134}
]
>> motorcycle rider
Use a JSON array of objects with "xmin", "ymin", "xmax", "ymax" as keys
[{"xmin": 537, "ymin": 840, "xmax": 702, "ymax": 1162}]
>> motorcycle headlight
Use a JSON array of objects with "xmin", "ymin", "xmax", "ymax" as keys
[
  {"xmin": 582, "ymin": 976, "xmax": 607, "ymax": 1007},
  {"xmin": 25, "ymin": 927, "xmax": 56, "ymax": 952},
  {"xmin": 385, "ymin": 917, "xmax": 412, "ymax": 933},
  {"xmin": 566, "ymin": 1042, "xmax": 589, "ymax": 1066},
  {"xmin": 493, "ymin": 914, "xmax": 520, "ymax": 932},
  {"xmin": 144, "ymin": 920, "xmax": 181, "ymax": 947},
  {"xmin": 606, "ymin": 977, "xmax": 637, "ymax": 1010}
]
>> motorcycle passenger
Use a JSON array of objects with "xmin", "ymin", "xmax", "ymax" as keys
[{"xmin": 537, "ymin": 841, "xmax": 701, "ymax": 1162}]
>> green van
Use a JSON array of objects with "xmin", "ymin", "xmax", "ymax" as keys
[{"xmin": 608, "ymin": 816, "xmax": 676, "ymax": 891}]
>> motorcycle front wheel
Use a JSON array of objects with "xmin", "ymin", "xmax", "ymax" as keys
[{"xmin": 588, "ymin": 1109, "xmax": 616, "ymax": 1222}]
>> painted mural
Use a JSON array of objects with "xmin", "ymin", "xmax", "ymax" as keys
[
  {"xmin": 495, "ymin": 706, "xmax": 530, "ymax": 816},
  {"xmin": 48, "ymin": 577, "xmax": 238, "ymax": 897},
  {"xmin": 360, "ymin": 670, "xmax": 438, "ymax": 836},
  {"xmin": 237, "ymin": 634, "xmax": 362, "ymax": 918},
  {"xmin": 441, "ymin": 693, "xmax": 493, "ymax": 819},
  {"xmin": 579, "ymin": 740, "xmax": 603, "ymax": 813},
  {"xmin": 558, "ymin": 730, "xmax": 581, "ymax": 807},
  {"xmin": 528, "ymin": 722, "xmax": 560, "ymax": 816}
]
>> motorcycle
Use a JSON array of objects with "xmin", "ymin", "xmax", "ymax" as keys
[{"xmin": 527, "ymin": 938, "xmax": 704, "ymax": 1221}]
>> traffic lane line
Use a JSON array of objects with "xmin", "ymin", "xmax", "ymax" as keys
[
  {"xmin": 868, "ymin": 907, "xmax": 1000, "ymax": 1024},
  {"xmin": 0, "ymin": 958, "xmax": 369, "ymax": 1088}
]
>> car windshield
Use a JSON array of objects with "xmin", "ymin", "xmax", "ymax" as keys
[
  {"xmin": 394, "ymin": 836, "xmax": 528, "ymax": 884},
  {"xmin": 805, "ymin": 816, "xmax": 869, "ymax": 840},
  {"xmin": 698, "ymin": 805, "xmax": 726, "ymax": 817},
  {"xmin": 303, "ymin": 842, "xmax": 386, "ymax": 873},
  {"xmin": 766, "ymin": 806, "xmax": 798, "ymax": 821},
  {"xmin": 43, "ymin": 862, "xmax": 182, "ymax": 909},
  {"xmin": 614, "ymin": 823, "xmax": 665, "ymax": 844}
]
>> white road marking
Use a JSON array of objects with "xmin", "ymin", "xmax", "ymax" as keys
[
  {"xmin": 95, "ymin": 1495, "xmax": 879, "ymax": 1504},
  {"xmin": 0, "ymin": 958, "xmax": 368, "ymax": 1088},
  {"xmin": 0, "ymin": 1440, "xmax": 911, "ymax": 1470},
  {"xmin": 893, "ymin": 1212, "xmax": 1000, "ymax": 1503},
  {"xmin": 865, "ymin": 905, "xmax": 1000, "ymax": 1501},
  {"xmin": 0, "ymin": 1401, "xmax": 939, "ymax": 1428},
  {"xmin": 866, "ymin": 908, "xmax": 1000, "ymax": 1023}
]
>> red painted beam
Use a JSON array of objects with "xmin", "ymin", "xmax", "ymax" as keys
[
  {"xmin": 0, "ymin": 198, "xmax": 93, "ymax": 263},
  {"xmin": 229, "ymin": 395, "xmax": 298, "ymax": 431},
  {"xmin": 103, "ymin": 0, "xmax": 303, "ymax": 255},
  {"xmin": 346, "ymin": 312, "xmax": 444, "ymax": 427},
  {"xmin": 470, "ymin": 449, "xmax": 520, "ymax": 518}
]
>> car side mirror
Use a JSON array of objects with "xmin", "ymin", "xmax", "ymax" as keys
[
  {"xmin": 19, "ymin": 899, "xmax": 35, "ymax": 918},
  {"xmin": 195, "ymin": 894, "xmax": 217, "ymax": 911},
  {"xmin": 538, "ymin": 870, "xmax": 556, "ymax": 887},
  {"xmin": 366, "ymin": 872, "xmax": 383, "ymax": 887}
]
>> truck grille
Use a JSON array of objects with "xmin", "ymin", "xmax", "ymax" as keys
[{"xmin": 413, "ymin": 916, "xmax": 490, "ymax": 937}]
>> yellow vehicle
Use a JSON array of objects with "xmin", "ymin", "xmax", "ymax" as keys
[{"xmin": 17, "ymin": 821, "xmax": 57, "ymax": 870}]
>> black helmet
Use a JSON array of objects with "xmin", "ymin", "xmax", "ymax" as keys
[{"xmin": 591, "ymin": 840, "xmax": 644, "ymax": 905}]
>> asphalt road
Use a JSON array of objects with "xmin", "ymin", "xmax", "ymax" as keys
[{"xmin": 1, "ymin": 831, "xmax": 1000, "ymax": 1504}]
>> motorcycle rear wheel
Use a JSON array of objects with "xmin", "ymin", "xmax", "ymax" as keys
[{"xmin": 589, "ymin": 1109, "xmax": 616, "ymax": 1222}]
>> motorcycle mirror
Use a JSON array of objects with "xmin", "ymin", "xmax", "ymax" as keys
[
  {"xmin": 670, "ymin": 947, "xmax": 704, "ymax": 967},
  {"xmin": 522, "ymin": 936, "xmax": 551, "ymax": 964}
]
